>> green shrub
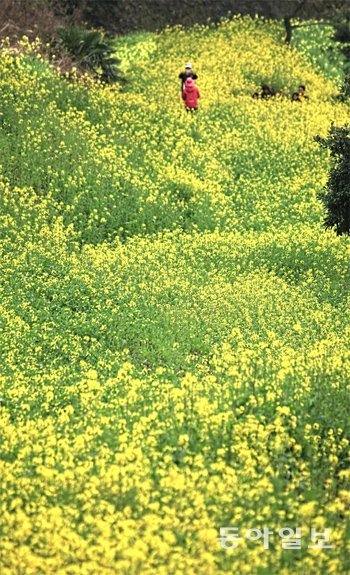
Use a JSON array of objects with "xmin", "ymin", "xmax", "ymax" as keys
[
  {"xmin": 333, "ymin": 8, "xmax": 350, "ymax": 65},
  {"xmin": 58, "ymin": 26, "xmax": 124, "ymax": 83},
  {"xmin": 316, "ymin": 124, "xmax": 350, "ymax": 235}
]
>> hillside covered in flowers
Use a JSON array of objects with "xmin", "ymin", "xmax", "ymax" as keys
[{"xmin": 0, "ymin": 16, "xmax": 349, "ymax": 575}]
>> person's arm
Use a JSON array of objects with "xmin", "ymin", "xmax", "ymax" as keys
[
  {"xmin": 179, "ymin": 72, "xmax": 184, "ymax": 79},
  {"xmin": 192, "ymin": 73, "xmax": 198, "ymax": 80}
]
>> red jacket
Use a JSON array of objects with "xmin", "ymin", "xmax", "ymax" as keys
[{"xmin": 182, "ymin": 78, "xmax": 200, "ymax": 109}]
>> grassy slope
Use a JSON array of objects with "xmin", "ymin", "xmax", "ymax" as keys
[{"xmin": 0, "ymin": 18, "xmax": 349, "ymax": 575}]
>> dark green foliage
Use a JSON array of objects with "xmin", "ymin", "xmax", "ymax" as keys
[
  {"xmin": 58, "ymin": 26, "xmax": 124, "ymax": 83},
  {"xmin": 316, "ymin": 124, "xmax": 350, "ymax": 235},
  {"xmin": 333, "ymin": 8, "xmax": 350, "ymax": 64},
  {"xmin": 333, "ymin": 9, "xmax": 350, "ymax": 44}
]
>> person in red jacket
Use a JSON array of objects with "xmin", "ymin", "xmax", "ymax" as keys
[{"xmin": 182, "ymin": 77, "xmax": 200, "ymax": 112}]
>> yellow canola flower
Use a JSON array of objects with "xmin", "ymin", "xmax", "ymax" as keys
[{"xmin": 0, "ymin": 13, "xmax": 349, "ymax": 575}]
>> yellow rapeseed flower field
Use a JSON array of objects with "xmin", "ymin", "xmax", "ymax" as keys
[{"xmin": 0, "ymin": 16, "xmax": 349, "ymax": 575}]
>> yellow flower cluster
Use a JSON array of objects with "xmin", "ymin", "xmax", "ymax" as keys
[{"xmin": 0, "ymin": 15, "xmax": 348, "ymax": 575}]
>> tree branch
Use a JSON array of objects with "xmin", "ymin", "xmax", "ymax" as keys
[{"xmin": 284, "ymin": 17, "xmax": 293, "ymax": 43}]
